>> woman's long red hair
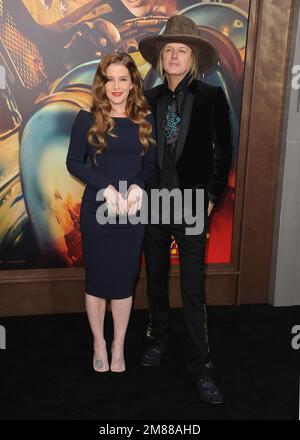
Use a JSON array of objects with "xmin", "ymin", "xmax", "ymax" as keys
[{"xmin": 87, "ymin": 52, "xmax": 155, "ymax": 165}]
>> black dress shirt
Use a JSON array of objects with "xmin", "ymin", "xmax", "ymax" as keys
[{"xmin": 159, "ymin": 72, "xmax": 192, "ymax": 190}]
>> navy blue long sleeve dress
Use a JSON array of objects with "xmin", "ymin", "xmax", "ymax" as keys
[{"xmin": 66, "ymin": 109, "xmax": 156, "ymax": 299}]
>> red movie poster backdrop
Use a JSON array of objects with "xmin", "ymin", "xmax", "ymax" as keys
[{"xmin": 0, "ymin": 0, "xmax": 250, "ymax": 269}]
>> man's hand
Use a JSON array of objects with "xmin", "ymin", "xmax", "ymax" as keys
[
  {"xmin": 103, "ymin": 185, "xmax": 127, "ymax": 215},
  {"xmin": 208, "ymin": 201, "xmax": 214, "ymax": 216},
  {"xmin": 126, "ymin": 184, "xmax": 143, "ymax": 216}
]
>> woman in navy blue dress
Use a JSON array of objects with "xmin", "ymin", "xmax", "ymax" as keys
[{"xmin": 66, "ymin": 53, "xmax": 156, "ymax": 373}]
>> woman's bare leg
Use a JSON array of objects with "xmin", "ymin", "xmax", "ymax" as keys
[
  {"xmin": 110, "ymin": 296, "xmax": 133, "ymax": 372},
  {"xmin": 85, "ymin": 293, "xmax": 109, "ymax": 372}
]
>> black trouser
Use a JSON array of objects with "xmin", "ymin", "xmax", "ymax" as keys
[{"xmin": 144, "ymin": 218, "xmax": 213, "ymax": 377}]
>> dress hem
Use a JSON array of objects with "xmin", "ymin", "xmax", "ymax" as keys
[{"xmin": 85, "ymin": 291, "xmax": 133, "ymax": 300}]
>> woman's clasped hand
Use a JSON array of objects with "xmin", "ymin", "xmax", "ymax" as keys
[{"xmin": 103, "ymin": 184, "xmax": 143, "ymax": 216}]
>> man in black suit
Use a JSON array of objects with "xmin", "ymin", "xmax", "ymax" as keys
[{"xmin": 138, "ymin": 15, "xmax": 232, "ymax": 404}]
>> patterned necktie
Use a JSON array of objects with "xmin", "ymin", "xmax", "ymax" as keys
[{"xmin": 164, "ymin": 94, "xmax": 181, "ymax": 149}]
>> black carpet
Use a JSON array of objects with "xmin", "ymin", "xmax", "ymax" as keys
[{"xmin": 0, "ymin": 305, "xmax": 299, "ymax": 420}]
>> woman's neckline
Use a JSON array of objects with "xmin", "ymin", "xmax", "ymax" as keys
[{"xmin": 81, "ymin": 109, "xmax": 128, "ymax": 119}]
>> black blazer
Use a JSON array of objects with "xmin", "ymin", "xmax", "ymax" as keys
[{"xmin": 144, "ymin": 79, "xmax": 232, "ymax": 204}]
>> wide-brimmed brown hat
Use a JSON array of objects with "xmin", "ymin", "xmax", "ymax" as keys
[{"xmin": 139, "ymin": 15, "xmax": 219, "ymax": 74}]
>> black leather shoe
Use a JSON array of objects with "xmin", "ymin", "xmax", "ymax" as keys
[
  {"xmin": 191, "ymin": 375, "xmax": 223, "ymax": 404},
  {"xmin": 140, "ymin": 341, "xmax": 166, "ymax": 367}
]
